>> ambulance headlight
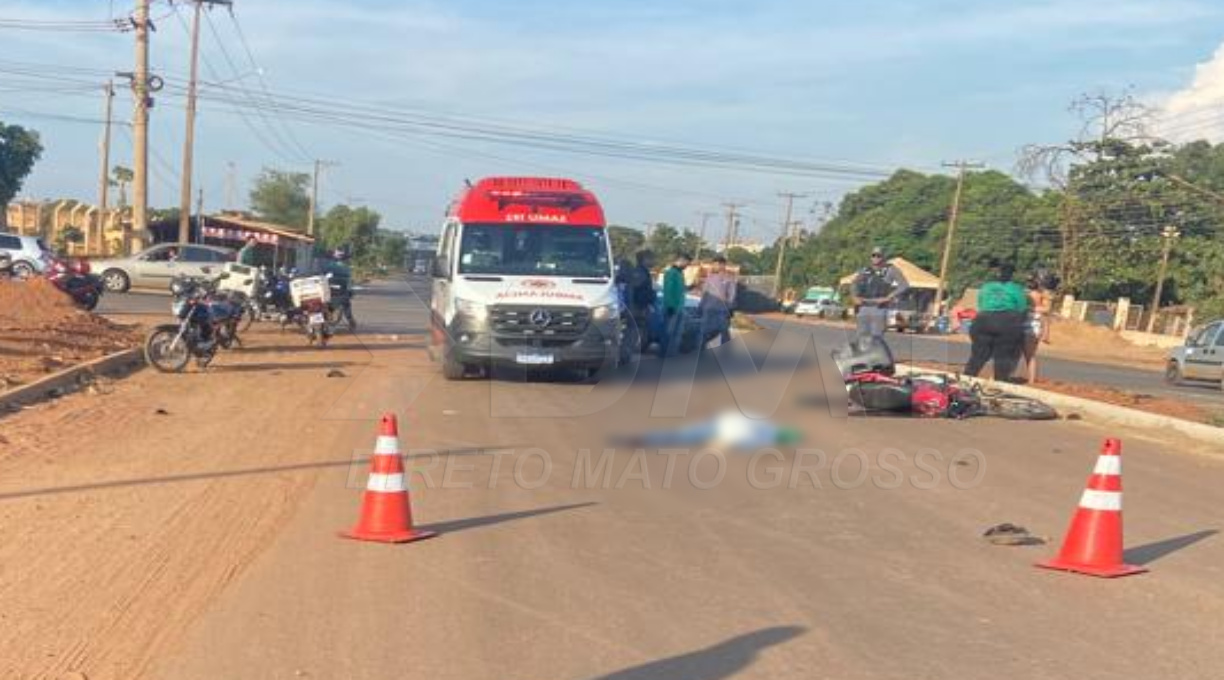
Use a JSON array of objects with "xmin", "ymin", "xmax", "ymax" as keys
[
  {"xmin": 455, "ymin": 298, "xmax": 489, "ymax": 323},
  {"xmin": 592, "ymin": 303, "xmax": 617, "ymax": 322}
]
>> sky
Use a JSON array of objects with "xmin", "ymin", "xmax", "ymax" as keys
[{"xmin": 3, "ymin": 0, "xmax": 1224, "ymax": 242}]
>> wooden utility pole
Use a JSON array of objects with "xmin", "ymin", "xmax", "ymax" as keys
[
  {"xmin": 196, "ymin": 188, "xmax": 205, "ymax": 243},
  {"xmin": 932, "ymin": 160, "xmax": 983, "ymax": 318},
  {"xmin": 96, "ymin": 80, "xmax": 115, "ymax": 254},
  {"xmin": 307, "ymin": 160, "xmax": 338, "ymax": 236},
  {"xmin": 695, "ymin": 211, "xmax": 715, "ymax": 261},
  {"xmin": 721, "ymin": 202, "xmax": 744, "ymax": 252},
  {"xmin": 773, "ymin": 192, "xmax": 807, "ymax": 298},
  {"xmin": 132, "ymin": 0, "xmax": 152, "ymax": 242},
  {"xmin": 178, "ymin": 1, "xmax": 232, "ymax": 245},
  {"xmin": 1147, "ymin": 226, "xmax": 1180, "ymax": 333}
]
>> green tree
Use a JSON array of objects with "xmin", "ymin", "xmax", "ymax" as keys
[
  {"xmin": 607, "ymin": 225, "xmax": 645, "ymax": 263},
  {"xmin": 249, "ymin": 168, "xmax": 311, "ymax": 229},
  {"xmin": 0, "ymin": 121, "xmax": 43, "ymax": 229},
  {"xmin": 319, "ymin": 204, "xmax": 381, "ymax": 263},
  {"xmin": 724, "ymin": 247, "xmax": 762, "ymax": 274},
  {"xmin": 375, "ymin": 230, "xmax": 408, "ymax": 269}
]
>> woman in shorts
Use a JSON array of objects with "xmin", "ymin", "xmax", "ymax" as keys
[{"xmin": 1019, "ymin": 276, "xmax": 1051, "ymax": 383}]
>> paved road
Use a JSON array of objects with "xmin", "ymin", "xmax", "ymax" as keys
[
  {"xmin": 97, "ymin": 279, "xmax": 430, "ymax": 336},
  {"xmin": 6, "ymin": 279, "xmax": 1224, "ymax": 679},
  {"xmin": 756, "ymin": 316, "xmax": 1224, "ymax": 408}
]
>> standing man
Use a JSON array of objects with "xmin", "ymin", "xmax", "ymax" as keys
[
  {"xmin": 627, "ymin": 249, "xmax": 657, "ymax": 353},
  {"xmin": 850, "ymin": 246, "xmax": 909, "ymax": 341},
  {"xmin": 700, "ymin": 255, "xmax": 737, "ymax": 348},
  {"xmin": 661, "ymin": 252, "xmax": 691, "ymax": 357},
  {"xmin": 236, "ymin": 234, "xmax": 259, "ymax": 266}
]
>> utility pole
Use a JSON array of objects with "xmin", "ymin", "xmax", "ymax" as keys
[
  {"xmin": 178, "ymin": 0, "xmax": 232, "ymax": 245},
  {"xmin": 132, "ymin": 0, "xmax": 152, "ymax": 243},
  {"xmin": 695, "ymin": 211, "xmax": 715, "ymax": 261},
  {"xmin": 307, "ymin": 160, "xmax": 338, "ymax": 236},
  {"xmin": 96, "ymin": 80, "xmax": 115, "ymax": 254},
  {"xmin": 773, "ymin": 192, "xmax": 807, "ymax": 298},
  {"xmin": 932, "ymin": 160, "xmax": 984, "ymax": 318},
  {"xmin": 196, "ymin": 188, "xmax": 205, "ymax": 244},
  {"xmin": 721, "ymin": 202, "xmax": 744, "ymax": 253},
  {"xmin": 1147, "ymin": 226, "xmax": 1180, "ymax": 333}
]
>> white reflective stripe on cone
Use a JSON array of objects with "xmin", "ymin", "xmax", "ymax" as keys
[
  {"xmin": 366, "ymin": 472, "xmax": 406, "ymax": 493},
  {"xmin": 1079, "ymin": 489, "xmax": 1122, "ymax": 511},
  {"xmin": 374, "ymin": 436, "xmax": 400, "ymax": 456},
  {"xmin": 1093, "ymin": 456, "xmax": 1122, "ymax": 476}
]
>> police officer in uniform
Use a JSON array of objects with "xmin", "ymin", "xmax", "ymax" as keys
[{"xmin": 850, "ymin": 246, "xmax": 909, "ymax": 341}]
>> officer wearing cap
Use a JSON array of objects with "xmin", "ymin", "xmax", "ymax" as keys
[{"xmin": 850, "ymin": 246, "xmax": 908, "ymax": 341}]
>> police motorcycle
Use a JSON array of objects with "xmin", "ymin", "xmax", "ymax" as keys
[{"xmin": 143, "ymin": 269, "xmax": 248, "ymax": 372}]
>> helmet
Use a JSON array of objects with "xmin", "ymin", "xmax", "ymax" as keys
[{"xmin": 332, "ymin": 248, "xmax": 349, "ymax": 261}]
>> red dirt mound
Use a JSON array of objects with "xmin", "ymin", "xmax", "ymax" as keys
[{"xmin": 0, "ymin": 278, "xmax": 140, "ymax": 390}]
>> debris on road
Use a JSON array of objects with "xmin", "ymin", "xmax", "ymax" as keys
[
  {"xmin": 982, "ymin": 523, "xmax": 1046, "ymax": 546},
  {"xmin": 326, "ymin": 369, "xmax": 347, "ymax": 378},
  {"xmin": 155, "ymin": 408, "xmax": 170, "ymax": 416}
]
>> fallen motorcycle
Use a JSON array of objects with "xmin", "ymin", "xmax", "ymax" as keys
[
  {"xmin": 46, "ymin": 257, "xmax": 104, "ymax": 311},
  {"xmin": 143, "ymin": 274, "xmax": 244, "ymax": 372},
  {"xmin": 834, "ymin": 338, "xmax": 1058, "ymax": 420}
]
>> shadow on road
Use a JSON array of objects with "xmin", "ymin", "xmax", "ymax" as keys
[
  {"xmin": 421, "ymin": 502, "xmax": 597, "ymax": 535},
  {"xmin": 233, "ymin": 341, "xmax": 426, "ymax": 354},
  {"xmin": 1124, "ymin": 529, "xmax": 1218, "ymax": 565},
  {"xmin": 213, "ymin": 361, "xmax": 362, "ymax": 373},
  {"xmin": 587, "ymin": 626, "xmax": 806, "ymax": 680},
  {"xmin": 0, "ymin": 447, "xmax": 510, "ymax": 502}
]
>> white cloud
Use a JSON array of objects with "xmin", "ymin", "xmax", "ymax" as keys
[{"xmin": 1156, "ymin": 42, "xmax": 1224, "ymax": 143}]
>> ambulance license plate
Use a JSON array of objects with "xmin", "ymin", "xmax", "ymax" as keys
[{"xmin": 516, "ymin": 353, "xmax": 554, "ymax": 365}]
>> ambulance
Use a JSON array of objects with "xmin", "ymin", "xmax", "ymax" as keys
[{"xmin": 428, "ymin": 177, "xmax": 622, "ymax": 380}]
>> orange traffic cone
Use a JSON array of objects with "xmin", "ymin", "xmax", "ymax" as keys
[
  {"xmin": 342, "ymin": 413, "xmax": 437, "ymax": 544},
  {"xmin": 1037, "ymin": 438, "xmax": 1146, "ymax": 578}
]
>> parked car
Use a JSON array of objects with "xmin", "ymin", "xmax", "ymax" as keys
[
  {"xmin": 795, "ymin": 297, "xmax": 844, "ymax": 319},
  {"xmin": 0, "ymin": 232, "xmax": 54, "ymax": 278},
  {"xmin": 1165, "ymin": 320, "xmax": 1224, "ymax": 389},
  {"xmin": 91, "ymin": 243, "xmax": 235, "ymax": 292},
  {"xmin": 650, "ymin": 291, "xmax": 706, "ymax": 352}
]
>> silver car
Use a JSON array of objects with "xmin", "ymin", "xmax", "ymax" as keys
[
  {"xmin": 0, "ymin": 232, "xmax": 54, "ymax": 277},
  {"xmin": 1166, "ymin": 319, "xmax": 1224, "ymax": 389},
  {"xmin": 92, "ymin": 243, "xmax": 235, "ymax": 292}
]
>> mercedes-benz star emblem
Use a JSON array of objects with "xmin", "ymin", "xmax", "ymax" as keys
[{"xmin": 529, "ymin": 309, "xmax": 552, "ymax": 327}]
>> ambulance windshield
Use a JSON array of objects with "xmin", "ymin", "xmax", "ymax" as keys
[{"xmin": 457, "ymin": 223, "xmax": 611, "ymax": 278}]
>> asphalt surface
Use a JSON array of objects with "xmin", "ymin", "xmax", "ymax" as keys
[
  {"xmin": 97, "ymin": 280, "xmax": 430, "ymax": 337},
  {"xmin": 7, "ymin": 276, "xmax": 1221, "ymax": 679},
  {"xmin": 754, "ymin": 316, "xmax": 1224, "ymax": 407},
  {"xmin": 99, "ymin": 280, "xmax": 1223, "ymax": 407}
]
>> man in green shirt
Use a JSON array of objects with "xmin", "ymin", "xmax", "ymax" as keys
[
  {"xmin": 661, "ymin": 252, "xmax": 691, "ymax": 357},
  {"xmin": 964, "ymin": 262, "xmax": 1029, "ymax": 380},
  {"xmin": 236, "ymin": 235, "xmax": 259, "ymax": 266}
]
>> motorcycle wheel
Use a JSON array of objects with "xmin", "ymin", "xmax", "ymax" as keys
[
  {"xmin": 78, "ymin": 291, "xmax": 100, "ymax": 312},
  {"xmin": 144, "ymin": 325, "xmax": 192, "ymax": 373},
  {"xmin": 239, "ymin": 303, "xmax": 257, "ymax": 332}
]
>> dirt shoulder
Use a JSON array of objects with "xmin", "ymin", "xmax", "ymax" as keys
[
  {"xmin": 0, "ymin": 278, "xmax": 141, "ymax": 391},
  {"xmin": 0, "ymin": 330, "xmax": 425, "ymax": 679}
]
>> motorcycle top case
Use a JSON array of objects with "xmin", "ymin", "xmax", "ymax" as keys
[
  {"xmin": 217, "ymin": 263, "xmax": 258, "ymax": 298},
  {"xmin": 831, "ymin": 337, "xmax": 896, "ymax": 379},
  {"xmin": 290, "ymin": 275, "xmax": 331, "ymax": 307}
]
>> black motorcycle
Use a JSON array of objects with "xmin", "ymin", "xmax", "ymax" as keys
[
  {"xmin": 143, "ymin": 274, "xmax": 244, "ymax": 372},
  {"xmin": 46, "ymin": 257, "xmax": 105, "ymax": 311},
  {"xmin": 325, "ymin": 277, "xmax": 357, "ymax": 333}
]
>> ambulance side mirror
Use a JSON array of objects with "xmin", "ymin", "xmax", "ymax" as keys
[{"xmin": 431, "ymin": 254, "xmax": 449, "ymax": 280}]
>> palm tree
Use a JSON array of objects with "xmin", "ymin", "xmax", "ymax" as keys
[{"xmin": 110, "ymin": 165, "xmax": 134, "ymax": 208}]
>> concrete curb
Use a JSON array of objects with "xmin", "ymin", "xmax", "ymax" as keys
[
  {"xmin": 895, "ymin": 362, "xmax": 1223, "ymax": 444},
  {"xmin": 0, "ymin": 348, "xmax": 146, "ymax": 412}
]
